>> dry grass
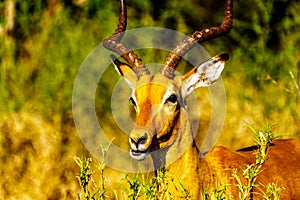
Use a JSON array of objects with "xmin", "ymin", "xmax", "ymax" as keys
[{"xmin": 0, "ymin": 111, "xmax": 81, "ymax": 199}]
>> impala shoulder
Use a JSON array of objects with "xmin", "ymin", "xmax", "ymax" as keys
[
  {"xmin": 267, "ymin": 139, "xmax": 300, "ymax": 166},
  {"xmin": 271, "ymin": 139, "xmax": 300, "ymax": 152},
  {"xmin": 205, "ymin": 146, "xmax": 251, "ymax": 170}
]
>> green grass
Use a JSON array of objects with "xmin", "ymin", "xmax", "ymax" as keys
[
  {"xmin": 74, "ymin": 125, "xmax": 282, "ymax": 199},
  {"xmin": 230, "ymin": 124, "xmax": 282, "ymax": 200},
  {"xmin": 74, "ymin": 159, "xmax": 192, "ymax": 200}
]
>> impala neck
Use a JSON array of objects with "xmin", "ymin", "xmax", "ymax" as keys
[
  {"xmin": 151, "ymin": 108, "xmax": 195, "ymax": 168},
  {"xmin": 151, "ymin": 107, "xmax": 214, "ymax": 197}
]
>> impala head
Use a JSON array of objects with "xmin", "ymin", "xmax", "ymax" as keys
[{"xmin": 103, "ymin": 0, "xmax": 233, "ymax": 161}]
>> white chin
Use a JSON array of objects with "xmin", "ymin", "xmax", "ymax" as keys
[{"xmin": 130, "ymin": 149, "xmax": 149, "ymax": 161}]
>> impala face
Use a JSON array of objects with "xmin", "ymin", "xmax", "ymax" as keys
[
  {"xmin": 103, "ymin": 0, "xmax": 232, "ymax": 161},
  {"xmin": 111, "ymin": 54, "xmax": 228, "ymax": 160},
  {"xmin": 128, "ymin": 75, "xmax": 181, "ymax": 160}
]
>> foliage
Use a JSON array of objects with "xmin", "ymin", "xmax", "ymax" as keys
[
  {"xmin": 231, "ymin": 124, "xmax": 283, "ymax": 200},
  {"xmin": 203, "ymin": 124, "xmax": 283, "ymax": 200},
  {"xmin": 74, "ymin": 157, "xmax": 107, "ymax": 200},
  {"xmin": 203, "ymin": 185, "xmax": 227, "ymax": 200},
  {"xmin": 0, "ymin": 0, "xmax": 299, "ymax": 130},
  {"xmin": 75, "ymin": 158, "xmax": 191, "ymax": 200},
  {"xmin": 74, "ymin": 142, "xmax": 111, "ymax": 200}
]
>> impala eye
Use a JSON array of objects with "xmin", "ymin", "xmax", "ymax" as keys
[
  {"xmin": 166, "ymin": 94, "xmax": 177, "ymax": 104},
  {"xmin": 129, "ymin": 97, "xmax": 137, "ymax": 107}
]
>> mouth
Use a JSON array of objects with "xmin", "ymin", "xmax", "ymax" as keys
[{"xmin": 130, "ymin": 149, "xmax": 150, "ymax": 161}]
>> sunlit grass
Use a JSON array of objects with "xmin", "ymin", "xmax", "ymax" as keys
[
  {"xmin": 73, "ymin": 125, "xmax": 283, "ymax": 199},
  {"xmin": 0, "ymin": 111, "xmax": 82, "ymax": 199}
]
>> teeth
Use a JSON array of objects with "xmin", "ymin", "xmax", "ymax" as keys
[
  {"xmin": 132, "ymin": 149, "xmax": 148, "ymax": 154},
  {"xmin": 130, "ymin": 149, "xmax": 149, "ymax": 161}
]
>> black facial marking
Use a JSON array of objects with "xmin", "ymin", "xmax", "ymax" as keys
[{"xmin": 129, "ymin": 97, "xmax": 137, "ymax": 107}]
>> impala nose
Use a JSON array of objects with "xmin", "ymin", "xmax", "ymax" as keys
[
  {"xmin": 130, "ymin": 133, "xmax": 148, "ymax": 150},
  {"xmin": 130, "ymin": 133, "xmax": 148, "ymax": 149},
  {"xmin": 129, "ymin": 132, "xmax": 151, "ymax": 160}
]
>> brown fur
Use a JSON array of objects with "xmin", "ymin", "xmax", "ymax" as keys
[{"xmin": 166, "ymin": 120, "xmax": 300, "ymax": 199}]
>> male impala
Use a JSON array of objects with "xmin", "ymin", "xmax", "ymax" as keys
[{"xmin": 103, "ymin": 0, "xmax": 300, "ymax": 199}]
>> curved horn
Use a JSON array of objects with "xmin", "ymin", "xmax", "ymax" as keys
[
  {"xmin": 159, "ymin": 0, "xmax": 233, "ymax": 79},
  {"xmin": 103, "ymin": 0, "xmax": 150, "ymax": 78}
]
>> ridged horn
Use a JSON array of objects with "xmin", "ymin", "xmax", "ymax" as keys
[
  {"xmin": 103, "ymin": 0, "xmax": 150, "ymax": 78},
  {"xmin": 159, "ymin": 0, "xmax": 233, "ymax": 79}
]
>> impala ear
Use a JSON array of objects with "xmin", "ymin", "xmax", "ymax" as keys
[
  {"xmin": 110, "ymin": 55, "xmax": 138, "ymax": 89},
  {"xmin": 182, "ymin": 53, "xmax": 229, "ymax": 98}
]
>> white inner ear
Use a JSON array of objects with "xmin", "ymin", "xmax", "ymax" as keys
[
  {"xmin": 112, "ymin": 61, "xmax": 138, "ymax": 90},
  {"xmin": 122, "ymin": 71, "xmax": 137, "ymax": 90},
  {"xmin": 183, "ymin": 56, "xmax": 225, "ymax": 98}
]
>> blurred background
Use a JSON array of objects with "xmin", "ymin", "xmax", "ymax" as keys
[{"xmin": 0, "ymin": 0, "xmax": 299, "ymax": 199}]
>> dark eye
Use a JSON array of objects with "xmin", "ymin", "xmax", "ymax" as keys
[
  {"xmin": 166, "ymin": 94, "xmax": 177, "ymax": 104},
  {"xmin": 129, "ymin": 97, "xmax": 137, "ymax": 107}
]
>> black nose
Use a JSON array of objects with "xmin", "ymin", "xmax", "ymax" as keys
[{"xmin": 130, "ymin": 133, "xmax": 148, "ymax": 147}]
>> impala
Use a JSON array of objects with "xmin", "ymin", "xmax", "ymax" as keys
[{"xmin": 103, "ymin": 0, "xmax": 300, "ymax": 199}]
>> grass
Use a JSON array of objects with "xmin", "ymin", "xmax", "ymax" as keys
[
  {"xmin": 230, "ymin": 124, "xmax": 282, "ymax": 200},
  {"xmin": 74, "ymin": 125, "xmax": 282, "ymax": 199},
  {"xmin": 74, "ymin": 160, "xmax": 191, "ymax": 200},
  {"xmin": 0, "ymin": 111, "xmax": 81, "ymax": 199}
]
